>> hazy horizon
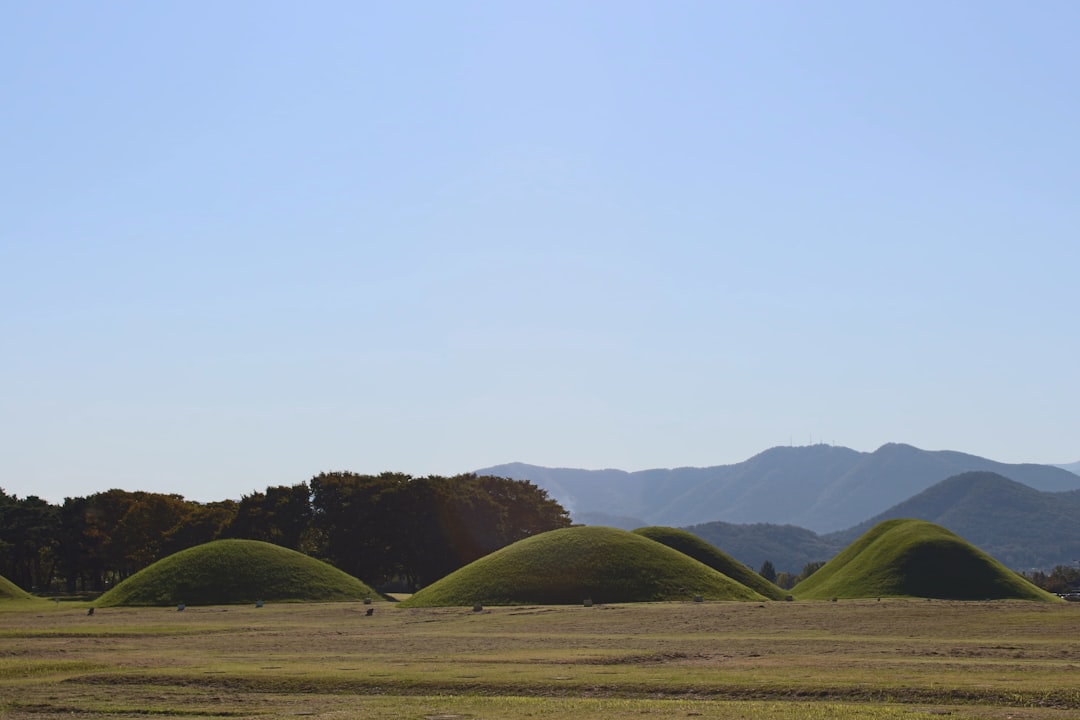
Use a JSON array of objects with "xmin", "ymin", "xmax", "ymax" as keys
[{"xmin": 6, "ymin": 440, "xmax": 1079, "ymax": 506}]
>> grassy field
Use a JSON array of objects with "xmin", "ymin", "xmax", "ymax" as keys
[{"xmin": 1, "ymin": 598, "xmax": 1078, "ymax": 719}]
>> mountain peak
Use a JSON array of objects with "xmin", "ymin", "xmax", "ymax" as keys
[{"xmin": 478, "ymin": 444, "xmax": 1080, "ymax": 534}]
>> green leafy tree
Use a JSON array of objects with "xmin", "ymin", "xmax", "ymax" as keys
[
  {"xmin": 0, "ymin": 494, "xmax": 60, "ymax": 591},
  {"xmin": 58, "ymin": 495, "xmax": 103, "ymax": 593},
  {"xmin": 0, "ymin": 488, "xmax": 16, "ymax": 580},
  {"xmin": 1037, "ymin": 565, "xmax": 1080, "ymax": 594},
  {"xmin": 309, "ymin": 471, "xmax": 571, "ymax": 590},
  {"xmin": 57, "ymin": 492, "xmax": 236, "ymax": 592},
  {"xmin": 223, "ymin": 484, "xmax": 311, "ymax": 550},
  {"xmin": 84, "ymin": 490, "xmax": 144, "ymax": 584},
  {"xmin": 162, "ymin": 500, "xmax": 237, "ymax": 556},
  {"xmin": 474, "ymin": 474, "xmax": 571, "ymax": 542},
  {"xmin": 798, "ymin": 560, "xmax": 827, "ymax": 583},
  {"xmin": 309, "ymin": 472, "xmax": 407, "ymax": 584},
  {"xmin": 758, "ymin": 559, "xmax": 777, "ymax": 584},
  {"xmin": 111, "ymin": 494, "xmax": 190, "ymax": 571}
]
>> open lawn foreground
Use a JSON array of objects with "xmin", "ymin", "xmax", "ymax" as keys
[{"xmin": 1, "ymin": 599, "xmax": 1078, "ymax": 719}]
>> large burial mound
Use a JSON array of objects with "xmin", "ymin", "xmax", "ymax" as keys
[
  {"xmin": 96, "ymin": 539, "xmax": 379, "ymax": 607},
  {"xmin": 633, "ymin": 526, "xmax": 789, "ymax": 600},
  {"xmin": 793, "ymin": 519, "xmax": 1058, "ymax": 601},
  {"xmin": 0, "ymin": 574, "xmax": 32, "ymax": 601},
  {"xmin": 400, "ymin": 526, "xmax": 768, "ymax": 607}
]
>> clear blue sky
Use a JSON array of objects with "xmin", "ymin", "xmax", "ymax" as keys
[{"xmin": 3, "ymin": 2, "xmax": 1078, "ymax": 503}]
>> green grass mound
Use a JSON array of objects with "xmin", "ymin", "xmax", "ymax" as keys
[
  {"xmin": 96, "ymin": 539, "xmax": 379, "ymax": 607},
  {"xmin": 0, "ymin": 574, "xmax": 32, "ymax": 601},
  {"xmin": 400, "ymin": 526, "xmax": 768, "ymax": 607},
  {"xmin": 633, "ymin": 526, "xmax": 790, "ymax": 601},
  {"xmin": 792, "ymin": 519, "xmax": 1058, "ymax": 601}
]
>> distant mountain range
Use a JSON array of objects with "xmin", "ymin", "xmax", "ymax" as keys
[
  {"xmin": 476, "ymin": 444, "xmax": 1080, "ymax": 573},
  {"xmin": 689, "ymin": 471, "xmax": 1080, "ymax": 573},
  {"xmin": 477, "ymin": 443, "xmax": 1080, "ymax": 533},
  {"xmin": 1057, "ymin": 460, "xmax": 1080, "ymax": 475}
]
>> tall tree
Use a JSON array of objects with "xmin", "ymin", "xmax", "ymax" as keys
[
  {"xmin": 110, "ymin": 494, "xmax": 190, "ymax": 571},
  {"xmin": 58, "ymin": 495, "xmax": 102, "ymax": 593},
  {"xmin": 162, "ymin": 500, "xmax": 237, "ymax": 556},
  {"xmin": 0, "ymin": 494, "xmax": 59, "ymax": 591},
  {"xmin": 82, "ymin": 489, "xmax": 144, "ymax": 584},
  {"xmin": 309, "ymin": 472, "xmax": 408, "ymax": 584},
  {"xmin": 0, "ymin": 488, "xmax": 16, "ymax": 581},
  {"xmin": 223, "ymin": 484, "xmax": 311, "ymax": 550},
  {"xmin": 759, "ymin": 560, "xmax": 778, "ymax": 584},
  {"xmin": 473, "ymin": 474, "xmax": 571, "ymax": 542}
]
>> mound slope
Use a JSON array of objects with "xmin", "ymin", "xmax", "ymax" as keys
[
  {"xmin": 0, "ymin": 574, "xmax": 32, "ymax": 601},
  {"xmin": 96, "ymin": 539, "xmax": 379, "ymax": 607},
  {"xmin": 633, "ymin": 526, "xmax": 789, "ymax": 600},
  {"xmin": 793, "ymin": 519, "xmax": 1057, "ymax": 601},
  {"xmin": 400, "ymin": 526, "xmax": 767, "ymax": 607}
]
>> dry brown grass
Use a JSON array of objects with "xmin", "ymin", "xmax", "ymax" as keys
[{"xmin": 1, "ymin": 598, "xmax": 1078, "ymax": 719}]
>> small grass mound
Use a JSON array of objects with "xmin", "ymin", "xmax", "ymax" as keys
[
  {"xmin": 792, "ymin": 519, "xmax": 1058, "ymax": 601},
  {"xmin": 400, "ymin": 526, "xmax": 767, "ymax": 607},
  {"xmin": 96, "ymin": 539, "xmax": 379, "ymax": 607},
  {"xmin": 0, "ymin": 574, "xmax": 32, "ymax": 601},
  {"xmin": 633, "ymin": 526, "xmax": 790, "ymax": 601}
]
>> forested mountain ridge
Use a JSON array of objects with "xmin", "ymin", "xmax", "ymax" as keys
[
  {"xmin": 1057, "ymin": 460, "xmax": 1080, "ymax": 475},
  {"xmin": 478, "ymin": 443, "xmax": 1080, "ymax": 533},
  {"xmin": 826, "ymin": 471, "xmax": 1080, "ymax": 569},
  {"xmin": 681, "ymin": 521, "xmax": 841, "ymax": 581},
  {"xmin": 688, "ymin": 471, "xmax": 1080, "ymax": 573}
]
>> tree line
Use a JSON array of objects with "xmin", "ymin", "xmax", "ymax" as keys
[
  {"xmin": 757, "ymin": 559, "xmax": 826, "ymax": 590},
  {"xmin": 1022, "ymin": 565, "xmax": 1080, "ymax": 595},
  {"xmin": 0, "ymin": 473, "xmax": 571, "ymax": 594}
]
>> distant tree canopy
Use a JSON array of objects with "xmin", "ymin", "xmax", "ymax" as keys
[
  {"xmin": 0, "ymin": 474, "xmax": 570, "ymax": 594},
  {"xmin": 0, "ymin": 489, "xmax": 58, "ymax": 591},
  {"xmin": 309, "ymin": 472, "xmax": 571, "ymax": 590},
  {"xmin": 222, "ymin": 484, "xmax": 313, "ymax": 551},
  {"xmin": 56, "ymin": 490, "xmax": 237, "ymax": 593},
  {"xmin": 1024, "ymin": 565, "xmax": 1080, "ymax": 594}
]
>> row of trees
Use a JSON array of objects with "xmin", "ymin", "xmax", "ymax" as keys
[
  {"xmin": 0, "ymin": 473, "xmax": 571, "ymax": 594},
  {"xmin": 1022, "ymin": 565, "xmax": 1080, "ymax": 594},
  {"xmin": 758, "ymin": 559, "xmax": 825, "ymax": 590}
]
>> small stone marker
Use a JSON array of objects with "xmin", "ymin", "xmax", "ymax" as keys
[
  {"xmin": 583, "ymin": 598, "xmax": 593, "ymax": 607},
  {"xmin": 363, "ymin": 597, "xmax": 372, "ymax": 605},
  {"xmin": 472, "ymin": 603, "xmax": 483, "ymax": 612},
  {"xmin": 693, "ymin": 595, "xmax": 704, "ymax": 603},
  {"xmin": 256, "ymin": 600, "xmax": 264, "ymax": 608},
  {"xmin": 177, "ymin": 603, "xmax": 185, "ymax": 612},
  {"xmin": 87, "ymin": 607, "xmax": 94, "ymax": 616}
]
